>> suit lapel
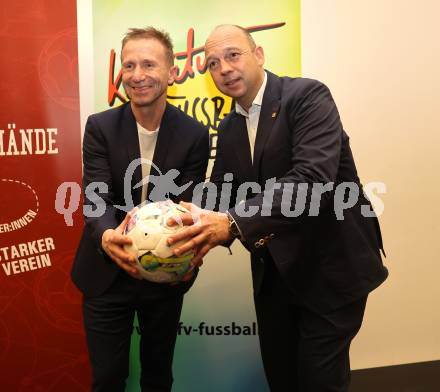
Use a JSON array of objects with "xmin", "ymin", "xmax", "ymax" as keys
[
  {"xmin": 144, "ymin": 103, "xmax": 176, "ymax": 201},
  {"xmin": 151, "ymin": 103, "xmax": 175, "ymax": 176},
  {"xmin": 123, "ymin": 104, "xmax": 143, "ymax": 205},
  {"xmin": 252, "ymin": 72, "xmax": 281, "ymax": 181},
  {"xmin": 229, "ymin": 113, "xmax": 255, "ymax": 183}
]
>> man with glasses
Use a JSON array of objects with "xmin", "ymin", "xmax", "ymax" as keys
[{"xmin": 169, "ymin": 24, "xmax": 387, "ymax": 391}]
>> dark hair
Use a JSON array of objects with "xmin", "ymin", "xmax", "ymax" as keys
[{"xmin": 121, "ymin": 27, "xmax": 174, "ymax": 65}]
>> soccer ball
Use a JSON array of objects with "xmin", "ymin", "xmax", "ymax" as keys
[{"xmin": 123, "ymin": 200, "xmax": 194, "ymax": 283}]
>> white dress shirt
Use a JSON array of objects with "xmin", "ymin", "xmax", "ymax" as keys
[
  {"xmin": 137, "ymin": 123, "xmax": 159, "ymax": 203},
  {"xmin": 235, "ymin": 71, "xmax": 268, "ymax": 162}
]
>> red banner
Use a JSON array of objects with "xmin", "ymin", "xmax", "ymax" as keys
[{"xmin": 0, "ymin": 0, "xmax": 89, "ymax": 389}]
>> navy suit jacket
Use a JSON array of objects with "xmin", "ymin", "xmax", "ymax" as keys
[
  {"xmin": 72, "ymin": 102, "xmax": 209, "ymax": 297},
  {"xmin": 210, "ymin": 71, "xmax": 388, "ymax": 312}
]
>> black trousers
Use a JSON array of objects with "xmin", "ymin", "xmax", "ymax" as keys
[
  {"xmin": 82, "ymin": 272, "xmax": 185, "ymax": 392},
  {"xmin": 254, "ymin": 260, "xmax": 367, "ymax": 392}
]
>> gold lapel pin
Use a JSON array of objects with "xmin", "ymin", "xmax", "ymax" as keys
[{"xmin": 271, "ymin": 112, "xmax": 277, "ymax": 118}]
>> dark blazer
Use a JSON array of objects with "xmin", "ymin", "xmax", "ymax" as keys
[
  {"xmin": 72, "ymin": 102, "xmax": 209, "ymax": 297},
  {"xmin": 211, "ymin": 71, "xmax": 388, "ymax": 312}
]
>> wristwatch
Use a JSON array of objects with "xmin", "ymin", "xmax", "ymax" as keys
[{"xmin": 226, "ymin": 211, "xmax": 241, "ymax": 239}]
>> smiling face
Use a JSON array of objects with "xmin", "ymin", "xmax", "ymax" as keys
[
  {"xmin": 205, "ymin": 25, "xmax": 265, "ymax": 110},
  {"xmin": 121, "ymin": 38, "xmax": 177, "ymax": 109}
]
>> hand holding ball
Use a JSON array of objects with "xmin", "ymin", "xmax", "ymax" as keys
[{"xmin": 123, "ymin": 200, "xmax": 194, "ymax": 283}]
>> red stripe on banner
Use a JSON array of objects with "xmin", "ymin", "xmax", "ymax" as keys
[{"xmin": 0, "ymin": 0, "xmax": 89, "ymax": 390}]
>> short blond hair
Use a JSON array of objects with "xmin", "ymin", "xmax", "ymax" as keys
[{"xmin": 121, "ymin": 27, "xmax": 174, "ymax": 65}]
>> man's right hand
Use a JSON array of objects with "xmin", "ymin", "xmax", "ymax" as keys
[{"xmin": 101, "ymin": 211, "xmax": 141, "ymax": 279}]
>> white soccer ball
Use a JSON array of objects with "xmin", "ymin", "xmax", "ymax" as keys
[{"xmin": 123, "ymin": 200, "xmax": 194, "ymax": 283}]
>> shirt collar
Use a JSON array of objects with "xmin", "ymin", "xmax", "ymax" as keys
[
  {"xmin": 235, "ymin": 71, "xmax": 267, "ymax": 117},
  {"xmin": 137, "ymin": 122, "xmax": 159, "ymax": 135}
]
